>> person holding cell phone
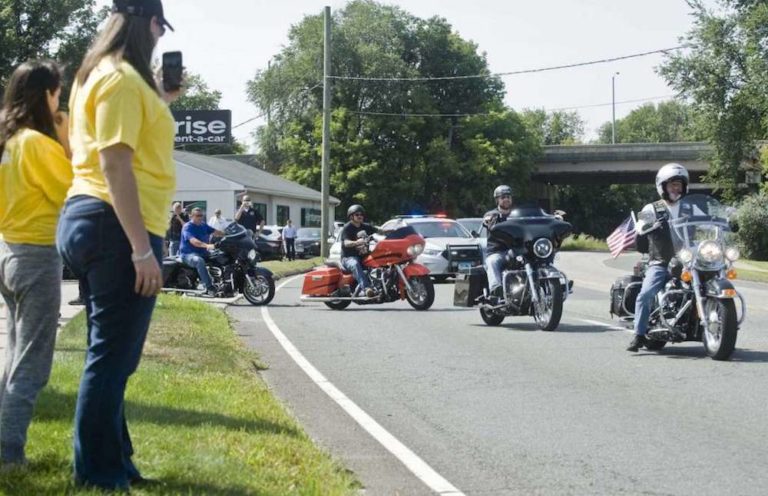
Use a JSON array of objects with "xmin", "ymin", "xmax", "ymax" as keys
[
  {"xmin": 235, "ymin": 195, "xmax": 264, "ymax": 238},
  {"xmin": 55, "ymin": 0, "xmax": 180, "ymax": 490}
]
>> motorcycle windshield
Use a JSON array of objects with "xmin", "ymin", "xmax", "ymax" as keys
[
  {"xmin": 383, "ymin": 225, "xmax": 419, "ymax": 240},
  {"xmin": 669, "ymin": 194, "xmax": 736, "ymax": 270},
  {"xmin": 490, "ymin": 208, "xmax": 572, "ymax": 247}
]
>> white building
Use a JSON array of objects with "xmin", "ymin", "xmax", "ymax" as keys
[{"xmin": 173, "ymin": 151, "xmax": 339, "ymax": 228}]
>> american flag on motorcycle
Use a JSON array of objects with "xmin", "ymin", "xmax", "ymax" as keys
[{"xmin": 607, "ymin": 216, "xmax": 636, "ymax": 258}]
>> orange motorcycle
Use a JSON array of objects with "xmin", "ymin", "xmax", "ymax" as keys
[{"xmin": 301, "ymin": 225, "xmax": 434, "ymax": 310}]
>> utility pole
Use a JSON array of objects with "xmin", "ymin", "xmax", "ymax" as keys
[
  {"xmin": 611, "ymin": 72, "xmax": 619, "ymax": 144},
  {"xmin": 320, "ymin": 6, "xmax": 332, "ymax": 258}
]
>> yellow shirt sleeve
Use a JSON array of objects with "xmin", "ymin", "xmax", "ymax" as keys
[{"xmin": 94, "ymin": 71, "xmax": 143, "ymax": 152}]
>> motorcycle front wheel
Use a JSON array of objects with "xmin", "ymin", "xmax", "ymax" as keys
[
  {"xmin": 405, "ymin": 275, "xmax": 435, "ymax": 310},
  {"xmin": 533, "ymin": 279, "xmax": 564, "ymax": 331},
  {"xmin": 243, "ymin": 272, "xmax": 275, "ymax": 306},
  {"xmin": 702, "ymin": 297, "xmax": 738, "ymax": 361}
]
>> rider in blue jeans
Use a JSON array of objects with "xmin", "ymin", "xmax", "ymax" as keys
[
  {"xmin": 339, "ymin": 204, "xmax": 378, "ymax": 298},
  {"xmin": 627, "ymin": 163, "xmax": 692, "ymax": 352},
  {"xmin": 179, "ymin": 207, "xmax": 224, "ymax": 296},
  {"xmin": 482, "ymin": 185, "xmax": 515, "ymax": 303}
]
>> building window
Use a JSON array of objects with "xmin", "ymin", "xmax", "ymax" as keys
[
  {"xmin": 277, "ymin": 205, "xmax": 290, "ymax": 226},
  {"xmin": 174, "ymin": 200, "xmax": 207, "ymax": 216},
  {"xmin": 238, "ymin": 200, "xmax": 267, "ymax": 223},
  {"xmin": 301, "ymin": 208, "xmax": 321, "ymax": 227}
]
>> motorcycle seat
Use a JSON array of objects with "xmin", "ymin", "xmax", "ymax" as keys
[{"xmin": 324, "ymin": 259, "xmax": 351, "ymax": 274}]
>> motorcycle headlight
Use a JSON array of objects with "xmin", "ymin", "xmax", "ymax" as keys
[
  {"xmin": 407, "ymin": 244, "xmax": 425, "ymax": 257},
  {"xmin": 725, "ymin": 246, "xmax": 740, "ymax": 262},
  {"xmin": 677, "ymin": 248, "xmax": 693, "ymax": 264},
  {"xmin": 533, "ymin": 238, "xmax": 553, "ymax": 258},
  {"xmin": 247, "ymin": 249, "xmax": 258, "ymax": 262},
  {"xmin": 697, "ymin": 241, "xmax": 723, "ymax": 263},
  {"xmin": 422, "ymin": 248, "xmax": 442, "ymax": 256}
]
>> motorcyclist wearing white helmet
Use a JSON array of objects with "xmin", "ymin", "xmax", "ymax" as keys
[
  {"xmin": 627, "ymin": 163, "xmax": 695, "ymax": 351},
  {"xmin": 482, "ymin": 185, "xmax": 515, "ymax": 302}
]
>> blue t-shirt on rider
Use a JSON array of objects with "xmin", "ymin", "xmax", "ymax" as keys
[{"xmin": 180, "ymin": 222, "xmax": 216, "ymax": 256}]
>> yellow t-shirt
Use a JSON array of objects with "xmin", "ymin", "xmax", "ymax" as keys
[
  {"xmin": 68, "ymin": 57, "xmax": 176, "ymax": 237},
  {"xmin": 0, "ymin": 128, "xmax": 73, "ymax": 245}
]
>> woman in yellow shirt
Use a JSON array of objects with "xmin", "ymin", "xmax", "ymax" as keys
[
  {"xmin": 56, "ymin": 0, "xmax": 178, "ymax": 490},
  {"xmin": 0, "ymin": 60, "xmax": 73, "ymax": 467}
]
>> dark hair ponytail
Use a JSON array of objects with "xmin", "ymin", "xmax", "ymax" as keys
[{"xmin": 0, "ymin": 59, "xmax": 62, "ymax": 157}]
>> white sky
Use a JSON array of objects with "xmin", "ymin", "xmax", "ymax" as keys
[{"xmin": 97, "ymin": 0, "xmax": 702, "ymax": 150}]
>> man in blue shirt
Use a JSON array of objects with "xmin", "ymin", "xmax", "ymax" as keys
[{"xmin": 180, "ymin": 208, "xmax": 225, "ymax": 296}]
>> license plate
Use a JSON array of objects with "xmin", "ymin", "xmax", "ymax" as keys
[{"xmin": 458, "ymin": 262, "xmax": 472, "ymax": 271}]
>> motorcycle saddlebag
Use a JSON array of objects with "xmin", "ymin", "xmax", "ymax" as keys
[
  {"xmin": 161, "ymin": 258, "xmax": 181, "ymax": 285},
  {"xmin": 302, "ymin": 267, "xmax": 342, "ymax": 296},
  {"xmin": 454, "ymin": 266, "xmax": 488, "ymax": 307},
  {"xmin": 610, "ymin": 275, "xmax": 642, "ymax": 317}
]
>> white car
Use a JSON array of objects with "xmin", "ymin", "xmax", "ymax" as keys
[
  {"xmin": 329, "ymin": 216, "xmax": 483, "ymax": 281},
  {"xmin": 457, "ymin": 217, "xmax": 488, "ymax": 255}
]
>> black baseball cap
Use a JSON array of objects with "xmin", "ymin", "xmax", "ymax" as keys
[{"xmin": 112, "ymin": 0, "xmax": 174, "ymax": 32}]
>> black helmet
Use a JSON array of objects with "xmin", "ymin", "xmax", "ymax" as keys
[
  {"xmin": 493, "ymin": 185, "xmax": 513, "ymax": 200},
  {"xmin": 347, "ymin": 204, "xmax": 365, "ymax": 218}
]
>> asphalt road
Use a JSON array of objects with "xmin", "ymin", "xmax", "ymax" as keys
[{"xmin": 229, "ymin": 252, "xmax": 768, "ymax": 496}]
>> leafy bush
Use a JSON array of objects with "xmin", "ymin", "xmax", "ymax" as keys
[
  {"xmin": 560, "ymin": 234, "xmax": 608, "ymax": 251},
  {"xmin": 735, "ymin": 192, "xmax": 768, "ymax": 260}
]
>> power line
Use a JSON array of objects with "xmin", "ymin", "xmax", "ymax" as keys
[
  {"xmin": 346, "ymin": 94, "xmax": 678, "ymax": 118},
  {"xmin": 230, "ymin": 82, "xmax": 323, "ymax": 131},
  {"xmin": 328, "ymin": 46, "xmax": 685, "ymax": 82}
]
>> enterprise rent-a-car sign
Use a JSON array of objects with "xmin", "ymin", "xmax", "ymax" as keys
[{"xmin": 172, "ymin": 110, "xmax": 231, "ymax": 145}]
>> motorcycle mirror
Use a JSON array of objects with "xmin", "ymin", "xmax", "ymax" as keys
[{"xmin": 638, "ymin": 209, "xmax": 656, "ymax": 225}]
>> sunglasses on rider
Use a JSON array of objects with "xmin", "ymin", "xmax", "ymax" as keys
[
  {"xmin": 352, "ymin": 213, "xmax": 364, "ymax": 217},
  {"xmin": 499, "ymin": 194, "xmax": 512, "ymax": 199}
]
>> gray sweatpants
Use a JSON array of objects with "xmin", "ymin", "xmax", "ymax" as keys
[{"xmin": 0, "ymin": 242, "xmax": 61, "ymax": 464}]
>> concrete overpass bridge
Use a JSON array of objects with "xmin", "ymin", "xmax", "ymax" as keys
[{"xmin": 532, "ymin": 142, "xmax": 713, "ymax": 187}]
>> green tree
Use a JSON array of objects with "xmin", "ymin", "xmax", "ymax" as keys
[
  {"xmin": 659, "ymin": 0, "xmax": 768, "ymax": 198},
  {"xmin": 0, "ymin": 0, "xmax": 108, "ymax": 100},
  {"xmin": 596, "ymin": 100, "xmax": 706, "ymax": 144},
  {"xmin": 521, "ymin": 109, "xmax": 584, "ymax": 145},
  {"xmin": 171, "ymin": 72, "xmax": 245, "ymax": 155},
  {"xmin": 246, "ymin": 0, "xmax": 537, "ymax": 219}
]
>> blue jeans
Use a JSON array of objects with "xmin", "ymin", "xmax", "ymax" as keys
[
  {"xmin": 56, "ymin": 195, "xmax": 162, "ymax": 490},
  {"xmin": 633, "ymin": 264, "xmax": 671, "ymax": 336},
  {"xmin": 168, "ymin": 240, "xmax": 180, "ymax": 256},
  {"xmin": 341, "ymin": 256, "xmax": 370, "ymax": 290},
  {"xmin": 181, "ymin": 253, "xmax": 213, "ymax": 289},
  {"xmin": 485, "ymin": 252, "xmax": 506, "ymax": 292}
]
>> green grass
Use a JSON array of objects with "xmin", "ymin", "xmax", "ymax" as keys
[
  {"xmin": 559, "ymin": 234, "xmax": 609, "ymax": 252},
  {"xmin": 0, "ymin": 293, "xmax": 359, "ymax": 495},
  {"xmin": 743, "ymin": 259, "xmax": 768, "ymax": 270},
  {"xmin": 261, "ymin": 256, "xmax": 323, "ymax": 279}
]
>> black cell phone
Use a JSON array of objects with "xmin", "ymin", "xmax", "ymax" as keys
[{"xmin": 162, "ymin": 51, "xmax": 183, "ymax": 92}]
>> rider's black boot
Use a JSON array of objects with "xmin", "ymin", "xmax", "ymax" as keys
[{"xmin": 626, "ymin": 334, "xmax": 647, "ymax": 352}]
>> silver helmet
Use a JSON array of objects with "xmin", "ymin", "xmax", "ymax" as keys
[
  {"xmin": 655, "ymin": 163, "xmax": 689, "ymax": 200},
  {"xmin": 493, "ymin": 185, "xmax": 513, "ymax": 200}
]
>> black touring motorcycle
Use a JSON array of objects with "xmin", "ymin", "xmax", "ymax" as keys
[
  {"xmin": 610, "ymin": 194, "xmax": 746, "ymax": 360},
  {"xmin": 162, "ymin": 223, "xmax": 276, "ymax": 306},
  {"xmin": 454, "ymin": 206, "xmax": 573, "ymax": 330}
]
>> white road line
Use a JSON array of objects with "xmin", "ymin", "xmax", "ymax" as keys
[
  {"xmin": 261, "ymin": 275, "xmax": 465, "ymax": 496},
  {"xmin": 579, "ymin": 318, "xmax": 634, "ymax": 334}
]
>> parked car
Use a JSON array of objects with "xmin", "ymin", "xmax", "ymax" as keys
[
  {"xmin": 254, "ymin": 225, "xmax": 284, "ymax": 260},
  {"xmin": 457, "ymin": 217, "xmax": 488, "ymax": 255},
  {"xmin": 295, "ymin": 227, "xmax": 322, "ymax": 258}
]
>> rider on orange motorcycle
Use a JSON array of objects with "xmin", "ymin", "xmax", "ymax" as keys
[{"xmin": 340, "ymin": 204, "xmax": 378, "ymax": 298}]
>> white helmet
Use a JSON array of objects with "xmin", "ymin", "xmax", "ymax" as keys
[{"xmin": 655, "ymin": 163, "xmax": 689, "ymax": 199}]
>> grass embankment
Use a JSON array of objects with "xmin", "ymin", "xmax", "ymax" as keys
[
  {"xmin": 737, "ymin": 259, "xmax": 768, "ymax": 283},
  {"xmin": 261, "ymin": 256, "xmax": 323, "ymax": 279},
  {"xmin": 559, "ymin": 234, "xmax": 609, "ymax": 252},
  {"xmin": 0, "ymin": 276, "xmax": 358, "ymax": 494}
]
